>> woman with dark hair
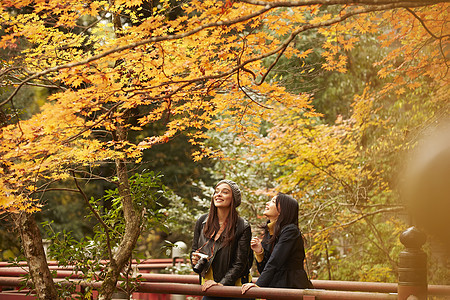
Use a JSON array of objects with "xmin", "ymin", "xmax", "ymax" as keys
[
  {"xmin": 241, "ymin": 193, "xmax": 312, "ymax": 294},
  {"xmin": 191, "ymin": 179, "xmax": 253, "ymax": 299}
]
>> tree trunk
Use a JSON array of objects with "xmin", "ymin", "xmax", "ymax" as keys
[
  {"xmin": 97, "ymin": 7, "xmax": 140, "ymax": 295},
  {"xmin": 13, "ymin": 212, "xmax": 58, "ymax": 299},
  {"xmin": 98, "ymin": 125, "xmax": 142, "ymax": 300}
]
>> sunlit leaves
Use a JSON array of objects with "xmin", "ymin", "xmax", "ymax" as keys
[
  {"xmin": 375, "ymin": 4, "xmax": 449, "ymax": 97},
  {"xmin": 0, "ymin": 0, "xmax": 448, "ymax": 219}
]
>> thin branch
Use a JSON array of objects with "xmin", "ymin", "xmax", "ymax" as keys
[
  {"xmin": 239, "ymin": 0, "xmax": 448, "ymax": 6},
  {"xmin": 309, "ymin": 200, "xmax": 336, "ymax": 231},
  {"xmin": 72, "ymin": 171, "xmax": 114, "ymax": 262},
  {"xmin": 68, "ymin": 169, "xmax": 118, "ymax": 185},
  {"xmin": 237, "ymin": 40, "xmax": 273, "ymax": 109},
  {"xmin": 406, "ymin": 7, "xmax": 450, "ymax": 73},
  {"xmin": 0, "ymin": 67, "xmax": 23, "ymax": 78},
  {"xmin": 4, "ymin": 82, "xmax": 63, "ymax": 89},
  {"xmin": 338, "ymin": 202, "xmax": 403, "ymax": 208},
  {"xmin": 365, "ymin": 218, "xmax": 398, "ymax": 268},
  {"xmin": 63, "ymin": 100, "xmax": 122, "ymax": 144},
  {"xmin": 304, "ymin": 158, "xmax": 353, "ymax": 192},
  {"xmin": 314, "ymin": 206, "xmax": 405, "ymax": 233},
  {"xmin": 32, "ymin": 187, "xmax": 79, "ymax": 194},
  {"xmin": 405, "ymin": 7, "xmax": 449, "ymax": 40}
]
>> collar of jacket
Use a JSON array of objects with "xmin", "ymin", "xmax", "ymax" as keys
[
  {"xmin": 268, "ymin": 221, "xmax": 276, "ymax": 235},
  {"xmin": 200, "ymin": 214, "xmax": 248, "ymax": 254}
]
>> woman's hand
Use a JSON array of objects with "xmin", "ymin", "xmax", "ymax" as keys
[
  {"xmin": 250, "ymin": 237, "xmax": 262, "ymax": 253},
  {"xmin": 241, "ymin": 283, "xmax": 258, "ymax": 294},
  {"xmin": 202, "ymin": 280, "xmax": 222, "ymax": 292},
  {"xmin": 191, "ymin": 251, "xmax": 201, "ymax": 265}
]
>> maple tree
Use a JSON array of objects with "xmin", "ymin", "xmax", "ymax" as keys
[
  {"xmin": 209, "ymin": 2, "xmax": 449, "ymax": 281},
  {"xmin": 184, "ymin": 0, "xmax": 449, "ymax": 282},
  {"xmin": 0, "ymin": 0, "xmax": 449, "ymax": 298}
]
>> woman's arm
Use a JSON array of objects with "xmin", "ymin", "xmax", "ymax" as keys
[
  {"xmin": 255, "ymin": 244, "xmax": 271, "ymax": 274},
  {"xmin": 218, "ymin": 223, "xmax": 252, "ymax": 285},
  {"xmin": 191, "ymin": 214, "xmax": 207, "ymax": 265},
  {"xmin": 255, "ymin": 224, "xmax": 299, "ymax": 287}
]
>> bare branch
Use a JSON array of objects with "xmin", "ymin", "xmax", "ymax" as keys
[
  {"xmin": 72, "ymin": 171, "xmax": 114, "ymax": 262},
  {"xmin": 314, "ymin": 206, "xmax": 405, "ymax": 233},
  {"xmin": 33, "ymin": 188, "xmax": 79, "ymax": 194},
  {"xmin": 237, "ymin": 41, "xmax": 273, "ymax": 109},
  {"xmin": 0, "ymin": 67, "xmax": 23, "ymax": 78},
  {"xmin": 69, "ymin": 169, "xmax": 118, "ymax": 185},
  {"xmin": 3, "ymin": 82, "xmax": 64, "ymax": 89},
  {"xmin": 365, "ymin": 218, "xmax": 398, "ymax": 268}
]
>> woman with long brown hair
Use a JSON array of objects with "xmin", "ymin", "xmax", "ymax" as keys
[
  {"xmin": 241, "ymin": 193, "xmax": 312, "ymax": 294},
  {"xmin": 191, "ymin": 179, "xmax": 253, "ymax": 299}
]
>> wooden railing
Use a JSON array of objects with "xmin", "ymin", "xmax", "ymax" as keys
[
  {"xmin": 1, "ymin": 266, "xmax": 449, "ymax": 299},
  {"xmin": 0, "ymin": 227, "xmax": 448, "ymax": 299}
]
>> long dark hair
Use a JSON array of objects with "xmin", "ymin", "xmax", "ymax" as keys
[
  {"xmin": 203, "ymin": 184, "xmax": 238, "ymax": 246},
  {"xmin": 265, "ymin": 192, "xmax": 299, "ymax": 246}
]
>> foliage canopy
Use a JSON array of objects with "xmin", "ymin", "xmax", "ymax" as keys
[{"xmin": 0, "ymin": 0, "xmax": 448, "ymax": 297}]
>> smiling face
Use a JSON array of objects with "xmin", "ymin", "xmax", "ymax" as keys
[
  {"xmin": 213, "ymin": 183, "xmax": 233, "ymax": 209},
  {"xmin": 263, "ymin": 196, "xmax": 280, "ymax": 221}
]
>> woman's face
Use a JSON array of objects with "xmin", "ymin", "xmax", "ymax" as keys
[
  {"xmin": 213, "ymin": 183, "xmax": 233, "ymax": 208},
  {"xmin": 263, "ymin": 196, "xmax": 280, "ymax": 220}
]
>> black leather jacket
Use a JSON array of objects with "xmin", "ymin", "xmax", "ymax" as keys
[{"xmin": 191, "ymin": 213, "xmax": 252, "ymax": 285}]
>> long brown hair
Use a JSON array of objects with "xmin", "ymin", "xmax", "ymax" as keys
[{"xmin": 203, "ymin": 185, "xmax": 239, "ymax": 246}]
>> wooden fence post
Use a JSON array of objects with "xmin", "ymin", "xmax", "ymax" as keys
[{"xmin": 398, "ymin": 226, "xmax": 427, "ymax": 300}]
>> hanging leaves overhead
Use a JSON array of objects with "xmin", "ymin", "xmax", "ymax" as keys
[{"xmin": 0, "ymin": 0, "xmax": 448, "ymax": 213}]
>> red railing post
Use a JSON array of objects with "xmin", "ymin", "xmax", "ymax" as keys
[{"xmin": 398, "ymin": 226, "xmax": 427, "ymax": 300}]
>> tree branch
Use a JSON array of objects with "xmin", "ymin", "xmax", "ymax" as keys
[
  {"xmin": 406, "ymin": 7, "xmax": 450, "ymax": 73},
  {"xmin": 365, "ymin": 218, "xmax": 398, "ymax": 268},
  {"xmin": 237, "ymin": 40, "xmax": 273, "ymax": 109},
  {"xmin": 239, "ymin": 0, "xmax": 448, "ymax": 7},
  {"xmin": 63, "ymin": 100, "xmax": 122, "ymax": 144},
  {"xmin": 314, "ymin": 206, "xmax": 405, "ymax": 233},
  {"xmin": 405, "ymin": 7, "xmax": 449, "ymax": 40},
  {"xmin": 32, "ymin": 187, "xmax": 79, "ymax": 194},
  {"xmin": 304, "ymin": 158, "xmax": 353, "ymax": 192},
  {"xmin": 4, "ymin": 82, "xmax": 64, "ymax": 89},
  {"xmin": 68, "ymin": 169, "xmax": 118, "ymax": 185},
  {"xmin": 71, "ymin": 171, "xmax": 114, "ymax": 262}
]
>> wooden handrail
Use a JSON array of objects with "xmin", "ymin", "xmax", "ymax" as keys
[
  {"xmin": 1, "ymin": 270, "xmax": 449, "ymax": 296},
  {"xmin": 0, "ymin": 276, "xmax": 398, "ymax": 299}
]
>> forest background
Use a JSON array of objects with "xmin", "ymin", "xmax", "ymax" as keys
[{"xmin": 0, "ymin": 0, "xmax": 449, "ymax": 299}]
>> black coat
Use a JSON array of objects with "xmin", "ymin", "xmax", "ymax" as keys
[
  {"xmin": 191, "ymin": 213, "xmax": 253, "ymax": 285},
  {"xmin": 255, "ymin": 223, "xmax": 312, "ymax": 289}
]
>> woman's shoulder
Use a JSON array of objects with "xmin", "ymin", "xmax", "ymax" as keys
[
  {"xmin": 237, "ymin": 216, "xmax": 251, "ymax": 227},
  {"xmin": 237, "ymin": 215, "xmax": 247, "ymax": 222},
  {"xmin": 235, "ymin": 216, "xmax": 251, "ymax": 234},
  {"xmin": 196, "ymin": 213, "xmax": 208, "ymax": 224},
  {"xmin": 280, "ymin": 223, "xmax": 300, "ymax": 236}
]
